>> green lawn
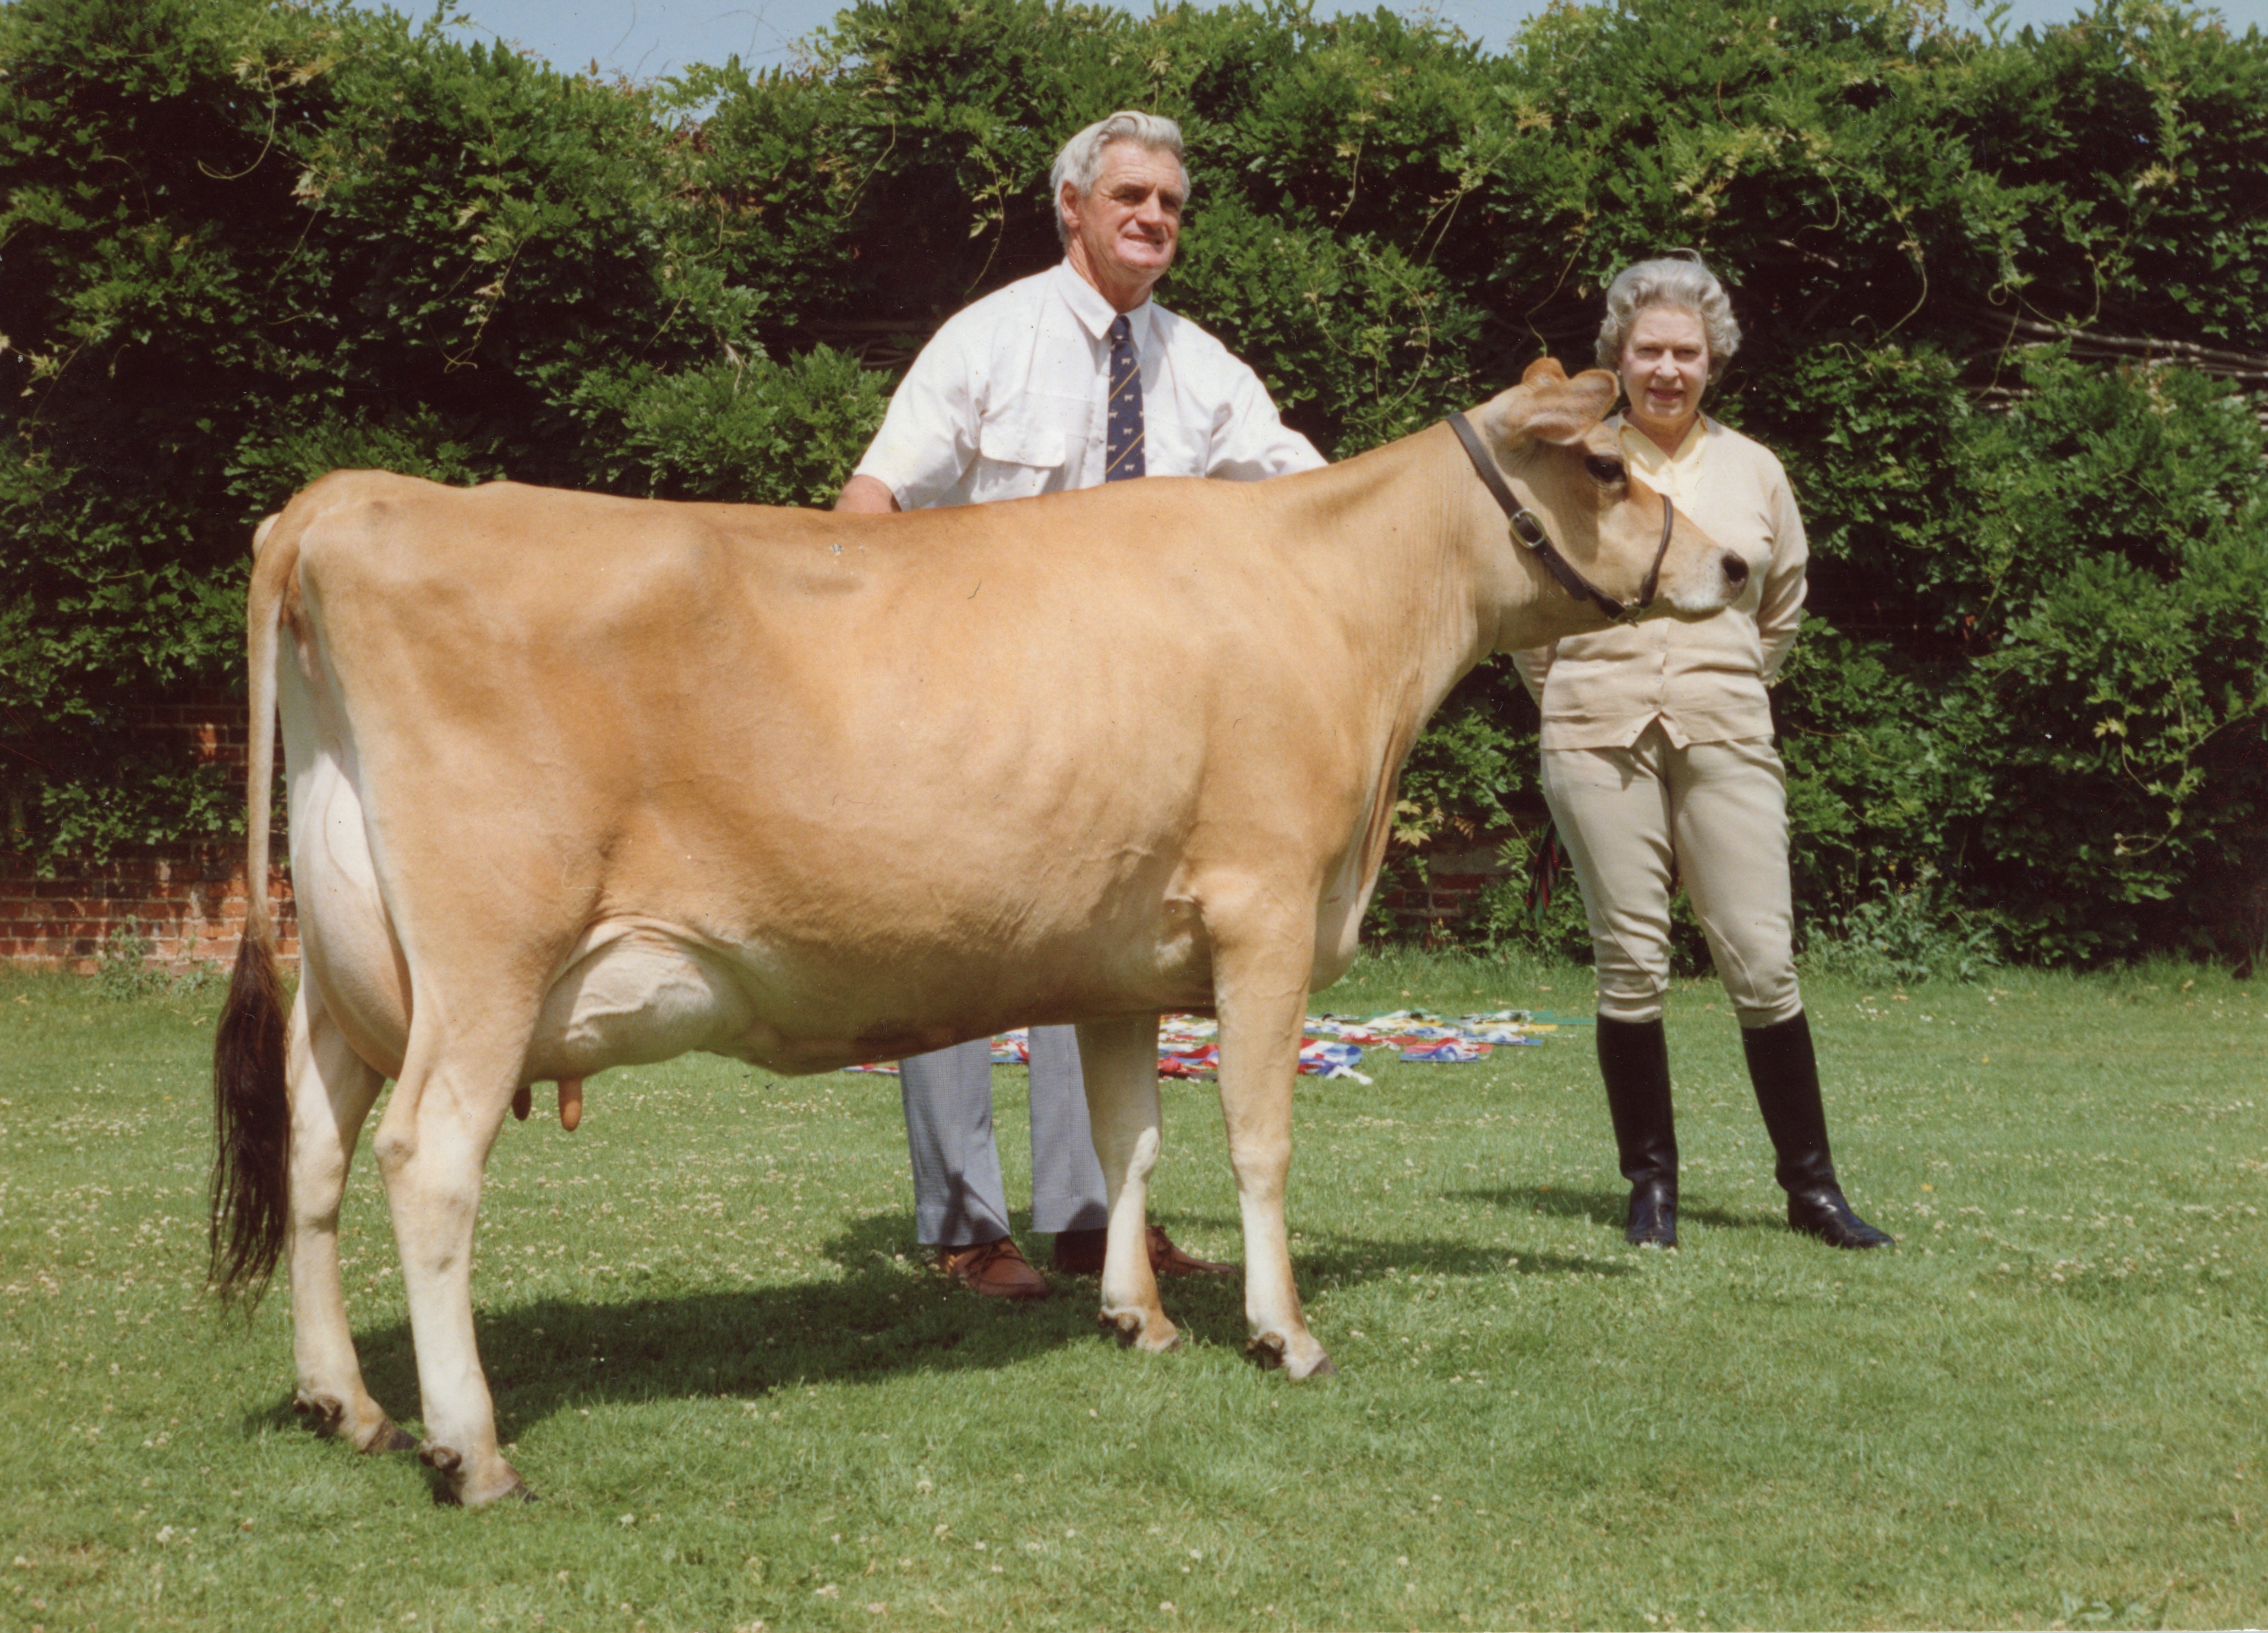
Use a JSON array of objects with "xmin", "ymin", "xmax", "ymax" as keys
[{"xmin": 2, "ymin": 953, "xmax": 2262, "ymax": 1631}]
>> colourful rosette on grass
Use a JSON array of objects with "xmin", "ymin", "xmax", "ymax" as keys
[
  {"xmin": 1157, "ymin": 1043, "xmax": 1220, "ymax": 1079},
  {"xmin": 1398, "ymin": 1038, "xmax": 1492, "ymax": 1064},
  {"xmin": 990, "ymin": 1029, "xmax": 1030, "ymax": 1065},
  {"xmin": 1298, "ymin": 1040, "xmax": 1371, "ymax": 1082}
]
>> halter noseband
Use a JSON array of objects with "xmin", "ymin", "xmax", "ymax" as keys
[{"xmin": 1446, "ymin": 412, "xmax": 1675, "ymax": 624}]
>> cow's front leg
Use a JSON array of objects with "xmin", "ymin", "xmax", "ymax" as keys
[
  {"xmin": 287, "ymin": 985, "xmax": 411, "ymax": 1453},
  {"xmin": 1075, "ymin": 1014, "xmax": 1178, "ymax": 1354},
  {"xmin": 1213, "ymin": 929, "xmax": 1332, "ymax": 1379},
  {"xmin": 372, "ymin": 1029, "xmax": 526, "ymax": 1505}
]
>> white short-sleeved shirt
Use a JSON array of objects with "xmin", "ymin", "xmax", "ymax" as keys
[{"xmin": 852, "ymin": 261, "xmax": 1325, "ymax": 509}]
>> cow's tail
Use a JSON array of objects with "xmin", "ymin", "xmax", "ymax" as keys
[{"xmin": 209, "ymin": 510, "xmax": 299, "ymax": 1306}]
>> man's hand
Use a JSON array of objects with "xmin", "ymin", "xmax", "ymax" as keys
[{"xmin": 835, "ymin": 475, "xmax": 901, "ymax": 514}]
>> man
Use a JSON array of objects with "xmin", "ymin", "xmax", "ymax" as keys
[{"xmin": 837, "ymin": 110, "xmax": 1325, "ymax": 1298}]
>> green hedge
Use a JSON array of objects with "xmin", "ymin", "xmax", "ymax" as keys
[{"xmin": 3, "ymin": 0, "xmax": 2264, "ymax": 962}]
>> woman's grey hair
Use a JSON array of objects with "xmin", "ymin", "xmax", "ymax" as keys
[
  {"xmin": 1050, "ymin": 111, "xmax": 1188, "ymax": 243},
  {"xmin": 1595, "ymin": 256, "xmax": 1742, "ymax": 380}
]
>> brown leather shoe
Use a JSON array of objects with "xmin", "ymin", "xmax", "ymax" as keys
[
  {"xmin": 1051, "ymin": 1224, "xmax": 1235, "ymax": 1278},
  {"xmin": 934, "ymin": 1237, "xmax": 1050, "ymax": 1300}
]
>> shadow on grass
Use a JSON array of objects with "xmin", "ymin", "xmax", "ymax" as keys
[
  {"xmin": 260, "ymin": 1212, "xmax": 1075, "ymax": 1442},
  {"xmin": 1449, "ymin": 1183, "xmax": 1779, "ymax": 1235},
  {"xmin": 242, "ymin": 1204, "xmax": 1645, "ymax": 1448},
  {"xmin": 239, "ymin": 1211, "xmax": 1334, "ymax": 1439}
]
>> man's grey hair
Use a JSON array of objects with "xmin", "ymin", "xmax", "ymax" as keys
[
  {"xmin": 1050, "ymin": 111, "xmax": 1188, "ymax": 244},
  {"xmin": 1595, "ymin": 256, "xmax": 1742, "ymax": 381}
]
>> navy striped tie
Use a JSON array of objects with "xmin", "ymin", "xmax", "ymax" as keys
[{"xmin": 1105, "ymin": 314, "xmax": 1145, "ymax": 483}]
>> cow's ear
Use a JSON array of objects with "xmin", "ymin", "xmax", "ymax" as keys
[
  {"xmin": 1520, "ymin": 356, "xmax": 1569, "ymax": 386},
  {"xmin": 1493, "ymin": 367, "xmax": 1618, "ymax": 448}
]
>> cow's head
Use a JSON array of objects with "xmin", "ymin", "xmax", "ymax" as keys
[{"xmin": 1461, "ymin": 358, "xmax": 1748, "ymax": 648}]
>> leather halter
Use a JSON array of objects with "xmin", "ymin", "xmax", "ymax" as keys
[{"xmin": 1447, "ymin": 412, "xmax": 1676, "ymax": 624}]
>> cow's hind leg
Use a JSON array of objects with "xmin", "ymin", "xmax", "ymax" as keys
[
  {"xmin": 1075, "ymin": 1015, "xmax": 1178, "ymax": 1354},
  {"xmin": 1212, "ymin": 919, "xmax": 1333, "ymax": 1380},
  {"xmin": 287, "ymin": 984, "xmax": 410, "ymax": 1452},
  {"xmin": 373, "ymin": 1011, "xmax": 530, "ymax": 1505}
]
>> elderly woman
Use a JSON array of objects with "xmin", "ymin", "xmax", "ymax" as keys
[{"xmin": 1513, "ymin": 257, "xmax": 1890, "ymax": 1252}]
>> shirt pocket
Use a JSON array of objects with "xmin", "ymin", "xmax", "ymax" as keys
[
  {"xmin": 1143, "ymin": 407, "xmax": 1202, "ymax": 479},
  {"xmin": 970, "ymin": 391, "xmax": 1091, "ymax": 501}
]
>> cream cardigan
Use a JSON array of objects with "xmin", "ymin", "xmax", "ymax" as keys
[{"xmin": 1511, "ymin": 413, "xmax": 1807, "ymax": 749}]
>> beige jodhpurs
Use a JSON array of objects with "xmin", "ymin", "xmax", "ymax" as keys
[{"xmin": 1540, "ymin": 724, "xmax": 1802, "ymax": 1028}]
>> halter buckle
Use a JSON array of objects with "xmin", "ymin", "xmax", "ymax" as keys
[{"xmin": 1445, "ymin": 410, "xmax": 1674, "ymax": 626}]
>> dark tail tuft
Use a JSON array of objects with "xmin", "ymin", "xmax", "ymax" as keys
[{"xmin": 209, "ymin": 925, "xmax": 289, "ymax": 1305}]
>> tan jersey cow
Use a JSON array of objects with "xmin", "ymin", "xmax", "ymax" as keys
[{"xmin": 210, "ymin": 359, "xmax": 1751, "ymax": 1504}]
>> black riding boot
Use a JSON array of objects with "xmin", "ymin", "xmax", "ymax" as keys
[
  {"xmin": 1598, "ymin": 1016, "xmax": 1678, "ymax": 1248},
  {"xmin": 1741, "ymin": 1011, "xmax": 1893, "ymax": 1249}
]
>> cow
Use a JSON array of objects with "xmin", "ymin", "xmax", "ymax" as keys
[{"xmin": 209, "ymin": 358, "xmax": 1751, "ymax": 1504}]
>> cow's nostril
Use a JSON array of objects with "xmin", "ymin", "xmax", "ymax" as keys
[{"xmin": 1722, "ymin": 553, "xmax": 1748, "ymax": 587}]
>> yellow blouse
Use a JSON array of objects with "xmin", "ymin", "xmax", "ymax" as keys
[{"xmin": 1511, "ymin": 413, "xmax": 1807, "ymax": 750}]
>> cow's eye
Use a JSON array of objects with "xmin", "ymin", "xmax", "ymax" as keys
[{"xmin": 1585, "ymin": 456, "xmax": 1626, "ymax": 484}]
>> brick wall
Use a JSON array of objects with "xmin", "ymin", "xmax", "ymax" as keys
[
  {"xmin": 129, "ymin": 684, "xmax": 253, "ymax": 780},
  {"xmin": 1, "ymin": 687, "xmax": 296, "ymax": 974},
  {"xmin": 1373, "ymin": 833, "xmax": 1524, "ymax": 945},
  {"xmin": 0, "ymin": 843, "xmax": 296, "ymax": 973}
]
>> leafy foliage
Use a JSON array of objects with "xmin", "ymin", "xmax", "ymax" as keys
[
  {"xmin": 2, "ymin": 0, "xmax": 2262, "ymax": 960},
  {"xmin": 1801, "ymin": 867, "xmax": 2002, "ymax": 985},
  {"xmin": 1961, "ymin": 352, "xmax": 2268, "ymax": 960}
]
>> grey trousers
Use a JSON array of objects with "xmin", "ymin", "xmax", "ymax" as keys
[{"xmin": 898, "ymin": 1023, "xmax": 1111, "ymax": 1247}]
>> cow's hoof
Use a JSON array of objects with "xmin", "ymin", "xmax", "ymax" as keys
[
  {"xmin": 435, "ymin": 1475, "xmax": 535, "ymax": 1507},
  {"xmin": 1247, "ymin": 1333, "xmax": 1334, "ymax": 1379},
  {"xmin": 426, "ymin": 1478, "xmax": 533, "ymax": 1506},
  {"xmin": 463, "ymin": 1466, "xmax": 533, "ymax": 1506},
  {"xmin": 420, "ymin": 1442, "xmax": 529, "ymax": 1506},
  {"xmin": 1099, "ymin": 1309, "xmax": 1180, "ymax": 1353},
  {"xmin": 297, "ymin": 1391, "xmax": 412, "ymax": 1453},
  {"xmin": 364, "ymin": 1420, "xmax": 417, "ymax": 1454}
]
